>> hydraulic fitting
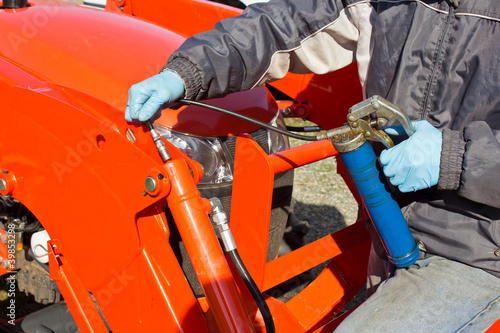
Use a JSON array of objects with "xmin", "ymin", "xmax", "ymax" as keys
[
  {"xmin": 146, "ymin": 121, "xmax": 171, "ymax": 163},
  {"xmin": 209, "ymin": 198, "xmax": 236, "ymax": 252}
]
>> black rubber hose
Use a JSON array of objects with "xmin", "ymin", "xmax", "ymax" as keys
[
  {"xmin": 178, "ymin": 99, "xmax": 318, "ymax": 142},
  {"xmin": 286, "ymin": 125, "xmax": 323, "ymax": 132},
  {"xmin": 227, "ymin": 249, "xmax": 275, "ymax": 333},
  {"xmin": 23, "ymin": 220, "xmax": 41, "ymax": 233}
]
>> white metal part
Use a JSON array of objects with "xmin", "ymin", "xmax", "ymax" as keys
[
  {"xmin": 30, "ymin": 230, "xmax": 51, "ymax": 264},
  {"xmin": 83, "ymin": 0, "xmax": 106, "ymax": 7},
  {"xmin": 241, "ymin": 0, "xmax": 269, "ymax": 5}
]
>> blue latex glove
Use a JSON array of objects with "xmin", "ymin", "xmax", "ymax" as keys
[
  {"xmin": 379, "ymin": 120, "xmax": 443, "ymax": 192},
  {"xmin": 125, "ymin": 70, "xmax": 185, "ymax": 122}
]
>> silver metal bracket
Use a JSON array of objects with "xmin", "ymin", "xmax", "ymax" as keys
[
  {"xmin": 317, "ymin": 96, "xmax": 414, "ymax": 149},
  {"xmin": 346, "ymin": 95, "xmax": 414, "ymax": 148}
]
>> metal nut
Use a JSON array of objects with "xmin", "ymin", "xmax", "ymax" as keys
[{"xmin": 212, "ymin": 212, "xmax": 227, "ymax": 225}]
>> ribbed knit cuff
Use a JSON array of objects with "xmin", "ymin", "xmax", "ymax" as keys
[
  {"xmin": 437, "ymin": 129, "xmax": 466, "ymax": 191},
  {"xmin": 161, "ymin": 57, "xmax": 202, "ymax": 101}
]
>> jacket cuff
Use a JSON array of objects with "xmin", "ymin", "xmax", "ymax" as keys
[
  {"xmin": 438, "ymin": 129, "xmax": 466, "ymax": 191},
  {"xmin": 161, "ymin": 57, "xmax": 202, "ymax": 101}
]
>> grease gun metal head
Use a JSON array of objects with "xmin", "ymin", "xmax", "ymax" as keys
[
  {"xmin": 346, "ymin": 95, "xmax": 414, "ymax": 148},
  {"xmin": 318, "ymin": 96, "xmax": 414, "ymax": 149}
]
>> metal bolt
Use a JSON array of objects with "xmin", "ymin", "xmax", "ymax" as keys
[
  {"xmin": 281, "ymin": 107, "xmax": 292, "ymax": 116},
  {"xmin": 145, "ymin": 177, "xmax": 157, "ymax": 193},
  {"xmin": 377, "ymin": 118, "xmax": 388, "ymax": 127},
  {"xmin": 0, "ymin": 179, "xmax": 6, "ymax": 191},
  {"xmin": 347, "ymin": 115, "xmax": 355, "ymax": 122},
  {"xmin": 371, "ymin": 101, "xmax": 380, "ymax": 110},
  {"xmin": 125, "ymin": 128, "xmax": 136, "ymax": 143},
  {"xmin": 158, "ymin": 173, "xmax": 165, "ymax": 180},
  {"xmin": 351, "ymin": 121, "xmax": 359, "ymax": 128}
]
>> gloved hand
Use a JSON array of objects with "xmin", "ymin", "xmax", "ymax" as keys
[
  {"xmin": 379, "ymin": 120, "xmax": 443, "ymax": 192},
  {"xmin": 125, "ymin": 70, "xmax": 185, "ymax": 122}
]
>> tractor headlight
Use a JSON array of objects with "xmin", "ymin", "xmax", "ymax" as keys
[
  {"xmin": 154, "ymin": 125, "xmax": 233, "ymax": 185},
  {"xmin": 268, "ymin": 111, "xmax": 290, "ymax": 154},
  {"xmin": 154, "ymin": 110, "xmax": 288, "ymax": 185}
]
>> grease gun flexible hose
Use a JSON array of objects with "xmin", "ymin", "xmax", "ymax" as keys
[
  {"xmin": 228, "ymin": 249, "xmax": 275, "ymax": 333},
  {"xmin": 178, "ymin": 99, "xmax": 318, "ymax": 142}
]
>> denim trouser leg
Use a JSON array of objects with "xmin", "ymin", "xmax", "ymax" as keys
[{"xmin": 335, "ymin": 256, "xmax": 500, "ymax": 333}]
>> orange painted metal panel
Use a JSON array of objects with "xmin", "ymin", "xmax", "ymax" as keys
[
  {"xmin": 120, "ymin": 0, "xmax": 243, "ymax": 38},
  {"xmin": 230, "ymin": 134, "xmax": 274, "ymax": 288},
  {"xmin": 48, "ymin": 240, "xmax": 109, "ymax": 333},
  {"xmin": 0, "ymin": 0, "xmax": 277, "ymax": 137},
  {"xmin": 268, "ymin": 140, "xmax": 338, "ymax": 174}
]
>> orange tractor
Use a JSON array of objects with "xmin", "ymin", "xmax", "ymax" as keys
[{"xmin": 1, "ymin": 0, "xmax": 499, "ymax": 332}]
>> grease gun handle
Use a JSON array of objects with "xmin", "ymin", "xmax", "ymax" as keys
[{"xmin": 347, "ymin": 96, "xmax": 414, "ymax": 148}]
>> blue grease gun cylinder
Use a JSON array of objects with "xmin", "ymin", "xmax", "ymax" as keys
[{"xmin": 329, "ymin": 96, "xmax": 419, "ymax": 267}]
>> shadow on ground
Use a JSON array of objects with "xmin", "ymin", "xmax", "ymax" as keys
[{"xmin": 270, "ymin": 200, "xmax": 366, "ymax": 312}]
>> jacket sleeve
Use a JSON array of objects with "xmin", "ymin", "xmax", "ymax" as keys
[
  {"xmin": 162, "ymin": 0, "xmax": 374, "ymax": 101},
  {"xmin": 439, "ymin": 119, "xmax": 500, "ymax": 209}
]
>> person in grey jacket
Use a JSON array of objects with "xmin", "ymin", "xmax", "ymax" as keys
[{"xmin": 126, "ymin": 0, "xmax": 500, "ymax": 331}]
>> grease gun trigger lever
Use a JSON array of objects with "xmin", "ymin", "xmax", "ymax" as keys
[{"xmin": 346, "ymin": 95, "xmax": 414, "ymax": 149}]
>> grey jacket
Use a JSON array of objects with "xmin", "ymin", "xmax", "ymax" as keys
[{"xmin": 164, "ymin": 0, "xmax": 500, "ymax": 277}]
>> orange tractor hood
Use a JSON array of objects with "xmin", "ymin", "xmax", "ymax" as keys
[{"xmin": 0, "ymin": 0, "xmax": 276, "ymax": 136}]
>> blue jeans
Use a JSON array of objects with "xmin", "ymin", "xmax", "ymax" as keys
[{"xmin": 335, "ymin": 255, "xmax": 500, "ymax": 333}]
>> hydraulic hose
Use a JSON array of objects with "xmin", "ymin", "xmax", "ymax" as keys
[
  {"xmin": 286, "ymin": 125, "xmax": 323, "ymax": 132},
  {"xmin": 227, "ymin": 249, "xmax": 275, "ymax": 333},
  {"xmin": 178, "ymin": 99, "xmax": 318, "ymax": 142},
  {"xmin": 210, "ymin": 197, "xmax": 275, "ymax": 333}
]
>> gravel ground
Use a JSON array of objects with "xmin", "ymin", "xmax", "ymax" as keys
[
  {"xmin": 291, "ymin": 139, "xmax": 359, "ymax": 240},
  {"xmin": 288, "ymin": 128, "xmax": 359, "ymax": 243}
]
